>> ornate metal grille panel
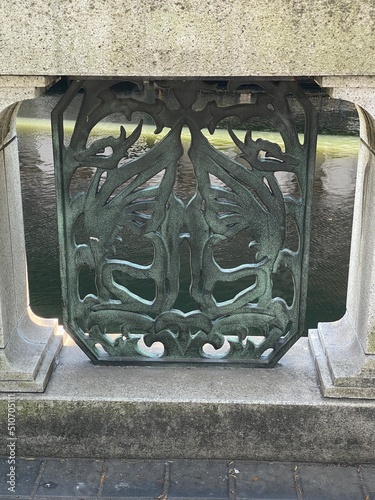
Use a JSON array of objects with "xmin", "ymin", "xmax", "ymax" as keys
[{"xmin": 52, "ymin": 79, "xmax": 317, "ymax": 366}]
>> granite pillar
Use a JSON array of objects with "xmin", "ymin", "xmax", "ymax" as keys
[
  {"xmin": 310, "ymin": 76, "xmax": 375, "ymax": 398},
  {"xmin": 0, "ymin": 76, "xmax": 63, "ymax": 392}
]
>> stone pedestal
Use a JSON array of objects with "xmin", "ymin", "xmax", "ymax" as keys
[
  {"xmin": 0, "ymin": 76, "xmax": 63, "ymax": 392},
  {"xmin": 310, "ymin": 77, "xmax": 375, "ymax": 398}
]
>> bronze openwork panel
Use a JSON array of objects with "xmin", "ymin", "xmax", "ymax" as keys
[{"xmin": 52, "ymin": 79, "xmax": 317, "ymax": 365}]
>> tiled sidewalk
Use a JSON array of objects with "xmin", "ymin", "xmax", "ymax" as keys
[{"xmin": 0, "ymin": 457, "xmax": 374, "ymax": 499}]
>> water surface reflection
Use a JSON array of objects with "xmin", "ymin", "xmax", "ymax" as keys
[{"xmin": 17, "ymin": 111, "xmax": 359, "ymax": 330}]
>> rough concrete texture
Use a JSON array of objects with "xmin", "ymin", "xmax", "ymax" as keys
[
  {"xmin": 1, "ymin": 338, "xmax": 375, "ymax": 463},
  {"xmin": 0, "ymin": 0, "xmax": 374, "ymax": 77}
]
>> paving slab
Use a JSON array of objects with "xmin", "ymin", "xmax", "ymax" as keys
[
  {"xmin": 101, "ymin": 459, "xmax": 165, "ymax": 498},
  {"xmin": 34, "ymin": 458, "xmax": 104, "ymax": 498},
  {"xmin": 0, "ymin": 457, "xmax": 42, "ymax": 498},
  {"xmin": 234, "ymin": 461, "xmax": 297, "ymax": 499},
  {"xmin": 168, "ymin": 459, "xmax": 228, "ymax": 499},
  {"xmin": 298, "ymin": 464, "xmax": 363, "ymax": 500},
  {"xmin": 360, "ymin": 465, "xmax": 375, "ymax": 499}
]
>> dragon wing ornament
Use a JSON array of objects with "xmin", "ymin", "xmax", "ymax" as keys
[{"xmin": 53, "ymin": 79, "xmax": 317, "ymax": 365}]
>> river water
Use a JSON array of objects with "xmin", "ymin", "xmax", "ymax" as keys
[{"xmin": 17, "ymin": 94, "xmax": 359, "ymax": 331}]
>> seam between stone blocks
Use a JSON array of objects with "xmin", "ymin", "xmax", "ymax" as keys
[
  {"xmin": 357, "ymin": 464, "xmax": 371, "ymax": 500},
  {"xmin": 160, "ymin": 460, "xmax": 171, "ymax": 498},
  {"xmin": 293, "ymin": 464, "xmax": 304, "ymax": 500},
  {"xmin": 30, "ymin": 458, "xmax": 46, "ymax": 499},
  {"xmin": 0, "ymin": 135, "xmax": 16, "ymax": 153},
  {"xmin": 361, "ymin": 137, "xmax": 375, "ymax": 157},
  {"xmin": 96, "ymin": 462, "xmax": 107, "ymax": 497}
]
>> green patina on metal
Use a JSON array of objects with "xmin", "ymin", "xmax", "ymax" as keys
[{"xmin": 52, "ymin": 79, "xmax": 317, "ymax": 365}]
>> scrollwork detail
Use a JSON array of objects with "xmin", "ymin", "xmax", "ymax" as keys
[{"xmin": 52, "ymin": 79, "xmax": 317, "ymax": 365}]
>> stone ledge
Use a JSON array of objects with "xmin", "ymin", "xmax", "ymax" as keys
[{"xmin": 1, "ymin": 337, "xmax": 374, "ymax": 463}]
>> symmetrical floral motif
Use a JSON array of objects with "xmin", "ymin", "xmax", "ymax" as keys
[{"xmin": 52, "ymin": 79, "xmax": 317, "ymax": 365}]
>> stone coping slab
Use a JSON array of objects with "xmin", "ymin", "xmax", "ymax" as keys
[
  {"xmin": 0, "ymin": 338, "xmax": 374, "ymax": 463},
  {"xmin": 0, "ymin": 1, "xmax": 374, "ymax": 77}
]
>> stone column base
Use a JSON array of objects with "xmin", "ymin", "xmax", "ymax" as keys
[
  {"xmin": 309, "ymin": 314, "xmax": 375, "ymax": 399},
  {"xmin": 0, "ymin": 308, "xmax": 64, "ymax": 392}
]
